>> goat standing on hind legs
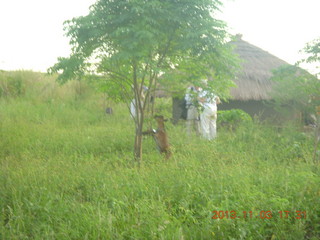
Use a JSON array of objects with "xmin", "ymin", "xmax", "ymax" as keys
[{"xmin": 143, "ymin": 115, "xmax": 172, "ymax": 159}]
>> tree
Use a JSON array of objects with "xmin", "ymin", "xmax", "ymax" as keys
[
  {"xmin": 271, "ymin": 37, "xmax": 320, "ymax": 118},
  {"xmin": 299, "ymin": 37, "xmax": 320, "ymax": 162},
  {"xmin": 270, "ymin": 65, "xmax": 319, "ymax": 121},
  {"xmin": 271, "ymin": 38, "xmax": 320, "ymax": 162},
  {"xmin": 49, "ymin": 0, "xmax": 237, "ymax": 164},
  {"xmin": 300, "ymin": 37, "xmax": 320, "ymax": 77}
]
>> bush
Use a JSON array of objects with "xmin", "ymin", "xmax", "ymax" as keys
[
  {"xmin": 218, "ymin": 109, "xmax": 252, "ymax": 129},
  {"xmin": 0, "ymin": 71, "xmax": 26, "ymax": 97}
]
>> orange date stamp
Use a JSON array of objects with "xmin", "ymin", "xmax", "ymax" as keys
[{"xmin": 212, "ymin": 210, "xmax": 307, "ymax": 220}]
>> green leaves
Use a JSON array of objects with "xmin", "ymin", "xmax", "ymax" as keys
[
  {"xmin": 301, "ymin": 37, "xmax": 320, "ymax": 65},
  {"xmin": 270, "ymin": 65, "xmax": 320, "ymax": 116},
  {"xmin": 50, "ymin": 0, "xmax": 236, "ymax": 91},
  {"xmin": 48, "ymin": 54, "xmax": 87, "ymax": 84}
]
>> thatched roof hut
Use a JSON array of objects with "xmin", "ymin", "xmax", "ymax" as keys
[
  {"xmin": 229, "ymin": 34, "xmax": 289, "ymax": 101},
  {"xmin": 172, "ymin": 34, "xmax": 294, "ymax": 122},
  {"xmin": 216, "ymin": 34, "xmax": 294, "ymax": 120}
]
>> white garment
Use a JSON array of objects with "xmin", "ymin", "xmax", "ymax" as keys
[
  {"xmin": 130, "ymin": 88, "xmax": 147, "ymax": 119},
  {"xmin": 130, "ymin": 99, "xmax": 137, "ymax": 118},
  {"xmin": 185, "ymin": 87, "xmax": 196, "ymax": 106},
  {"xmin": 185, "ymin": 86, "xmax": 200, "ymax": 135},
  {"xmin": 199, "ymin": 90, "xmax": 219, "ymax": 140},
  {"xmin": 186, "ymin": 105, "xmax": 200, "ymax": 135},
  {"xmin": 200, "ymin": 107, "xmax": 217, "ymax": 140},
  {"xmin": 199, "ymin": 90, "xmax": 217, "ymax": 111}
]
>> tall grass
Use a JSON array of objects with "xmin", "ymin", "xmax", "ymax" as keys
[{"xmin": 0, "ymin": 71, "xmax": 319, "ymax": 239}]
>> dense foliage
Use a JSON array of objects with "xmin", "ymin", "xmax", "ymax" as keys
[
  {"xmin": 218, "ymin": 109, "xmax": 252, "ymax": 130},
  {"xmin": 271, "ymin": 65, "xmax": 320, "ymax": 120}
]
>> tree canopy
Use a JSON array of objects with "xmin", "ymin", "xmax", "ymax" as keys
[
  {"xmin": 49, "ymin": 0, "xmax": 237, "ymax": 101},
  {"xmin": 271, "ymin": 36, "xmax": 320, "ymax": 122},
  {"xmin": 301, "ymin": 37, "xmax": 320, "ymax": 70},
  {"xmin": 271, "ymin": 65, "xmax": 319, "ymax": 116}
]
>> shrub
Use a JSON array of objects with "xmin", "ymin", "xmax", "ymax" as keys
[
  {"xmin": 218, "ymin": 109, "xmax": 252, "ymax": 129},
  {"xmin": 0, "ymin": 71, "xmax": 26, "ymax": 97}
]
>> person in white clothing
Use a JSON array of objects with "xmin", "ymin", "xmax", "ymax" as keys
[
  {"xmin": 130, "ymin": 86, "xmax": 148, "ymax": 119},
  {"xmin": 198, "ymin": 88, "xmax": 221, "ymax": 140},
  {"xmin": 185, "ymin": 86, "xmax": 201, "ymax": 135}
]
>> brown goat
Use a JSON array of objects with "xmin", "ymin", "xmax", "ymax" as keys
[{"xmin": 143, "ymin": 115, "xmax": 171, "ymax": 159}]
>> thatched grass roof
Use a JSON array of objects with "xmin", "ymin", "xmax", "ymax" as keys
[{"xmin": 230, "ymin": 35, "xmax": 289, "ymax": 100}]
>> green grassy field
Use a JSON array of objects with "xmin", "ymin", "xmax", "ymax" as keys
[{"xmin": 0, "ymin": 71, "xmax": 319, "ymax": 239}]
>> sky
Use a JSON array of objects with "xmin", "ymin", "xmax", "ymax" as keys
[{"xmin": 0, "ymin": 0, "xmax": 319, "ymax": 73}]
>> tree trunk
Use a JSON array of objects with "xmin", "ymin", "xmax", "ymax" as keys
[
  {"xmin": 133, "ymin": 84, "xmax": 144, "ymax": 166},
  {"xmin": 313, "ymin": 114, "xmax": 320, "ymax": 162},
  {"xmin": 134, "ymin": 124, "xmax": 143, "ymax": 167}
]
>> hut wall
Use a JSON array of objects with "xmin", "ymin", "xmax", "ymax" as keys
[
  {"xmin": 172, "ymin": 98, "xmax": 298, "ymax": 123},
  {"xmin": 172, "ymin": 97, "xmax": 187, "ymax": 124},
  {"xmin": 218, "ymin": 100, "xmax": 286, "ymax": 121}
]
